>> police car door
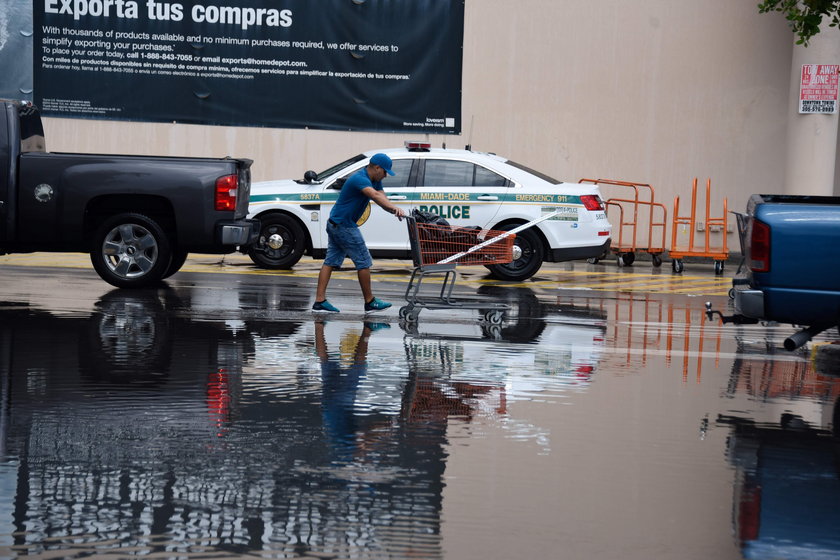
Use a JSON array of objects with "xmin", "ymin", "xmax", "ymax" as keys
[{"xmin": 413, "ymin": 159, "xmax": 510, "ymax": 229}]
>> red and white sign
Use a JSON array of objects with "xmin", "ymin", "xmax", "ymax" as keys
[{"xmin": 799, "ymin": 64, "xmax": 840, "ymax": 114}]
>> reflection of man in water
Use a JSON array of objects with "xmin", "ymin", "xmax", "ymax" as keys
[{"xmin": 315, "ymin": 321, "xmax": 387, "ymax": 463}]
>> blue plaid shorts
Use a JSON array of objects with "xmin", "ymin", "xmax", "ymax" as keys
[{"xmin": 324, "ymin": 220, "xmax": 373, "ymax": 270}]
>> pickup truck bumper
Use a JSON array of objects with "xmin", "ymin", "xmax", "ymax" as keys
[
  {"xmin": 734, "ymin": 289, "xmax": 765, "ymax": 319},
  {"xmin": 707, "ymin": 286, "xmax": 837, "ymax": 351},
  {"xmin": 218, "ymin": 219, "xmax": 260, "ymax": 246}
]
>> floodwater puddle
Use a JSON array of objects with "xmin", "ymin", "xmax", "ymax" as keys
[{"xmin": 0, "ymin": 285, "xmax": 837, "ymax": 559}]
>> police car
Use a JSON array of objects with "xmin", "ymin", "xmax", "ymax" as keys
[{"xmin": 245, "ymin": 142, "xmax": 611, "ymax": 281}]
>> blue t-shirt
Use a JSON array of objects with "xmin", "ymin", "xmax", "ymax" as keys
[{"xmin": 330, "ymin": 167, "xmax": 382, "ymax": 227}]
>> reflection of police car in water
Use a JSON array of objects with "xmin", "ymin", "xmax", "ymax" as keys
[
  {"xmin": 251, "ymin": 287, "xmax": 607, "ymax": 418},
  {"xmin": 399, "ymin": 287, "xmax": 607, "ymax": 393},
  {"xmin": 245, "ymin": 142, "xmax": 612, "ymax": 281}
]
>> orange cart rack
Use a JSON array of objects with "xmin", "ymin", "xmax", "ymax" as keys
[
  {"xmin": 400, "ymin": 212, "xmax": 515, "ymax": 324},
  {"xmin": 579, "ymin": 179, "xmax": 667, "ymax": 267},
  {"xmin": 669, "ymin": 178, "xmax": 729, "ymax": 275}
]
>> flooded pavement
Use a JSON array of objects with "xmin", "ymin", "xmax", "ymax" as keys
[{"xmin": 0, "ymin": 259, "xmax": 838, "ymax": 559}]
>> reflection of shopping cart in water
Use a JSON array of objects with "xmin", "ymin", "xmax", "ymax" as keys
[{"xmin": 399, "ymin": 212, "xmax": 517, "ymax": 324}]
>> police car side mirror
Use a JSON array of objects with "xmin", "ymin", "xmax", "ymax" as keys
[{"xmin": 303, "ymin": 170, "xmax": 318, "ymax": 184}]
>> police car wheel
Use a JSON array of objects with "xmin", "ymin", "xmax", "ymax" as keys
[
  {"xmin": 248, "ymin": 214, "xmax": 306, "ymax": 269},
  {"xmin": 485, "ymin": 226, "xmax": 544, "ymax": 281},
  {"xmin": 477, "ymin": 285, "xmax": 545, "ymax": 342}
]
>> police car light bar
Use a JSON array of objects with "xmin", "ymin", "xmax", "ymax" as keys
[{"xmin": 405, "ymin": 141, "xmax": 431, "ymax": 151}]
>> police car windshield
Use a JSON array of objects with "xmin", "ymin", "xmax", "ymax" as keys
[
  {"xmin": 319, "ymin": 154, "xmax": 366, "ymax": 179},
  {"xmin": 506, "ymin": 160, "xmax": 561, "ymax": 184}
]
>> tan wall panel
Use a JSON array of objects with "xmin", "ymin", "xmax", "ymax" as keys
[{"xmin": 42, "ymin": 0, "xmax": 794, "ymax": 250}]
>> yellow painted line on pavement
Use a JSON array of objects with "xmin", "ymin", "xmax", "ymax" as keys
[{"xmin": 0, "ymin": 253, "xmax": 733, "ymax": 296}]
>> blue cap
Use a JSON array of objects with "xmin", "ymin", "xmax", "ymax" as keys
[{"xmin": 370, "ymin": 153, "xmax": 395, "ymax": 176}]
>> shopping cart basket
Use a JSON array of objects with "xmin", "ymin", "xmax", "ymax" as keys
[{"xmin": 399, "ymin": 213, "xmax": 516, "ymax": 324}]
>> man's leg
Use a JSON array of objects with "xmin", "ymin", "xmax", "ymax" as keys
[
  {"xmin": 315, "ymin": 264, "xmax": 334, "ymax": 302},
  {"xmin": 357, "ymin": 268, "xmax": 373, "ymax": 303}
]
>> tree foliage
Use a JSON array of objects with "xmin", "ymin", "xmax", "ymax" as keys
[{"xmin": 759, "ymin": 0, "xmax": 840, "ymax": 45}]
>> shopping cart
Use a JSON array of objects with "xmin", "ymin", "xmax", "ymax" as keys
[{"xmin": 399, "ymin": 212, "xmax": 516, "ymax": 324}]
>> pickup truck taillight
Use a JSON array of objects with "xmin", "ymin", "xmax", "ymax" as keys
[
  {"xmin": 748, "ymin": 218, "xmax": 770, "ymax": 272},
  {"xmin": 580, "ymin": 195, "xmax": 605, "ymax": 211},
  {"xmin": 215, "ymin": 174, "xmax": 238, "ymax": 211}
]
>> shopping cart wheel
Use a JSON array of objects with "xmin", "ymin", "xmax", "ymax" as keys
[
  {"xmin": 672, "ymin": 259, "xmax": 684, "ymax": 273},
  {"xmin": 482, "ymin": 324, "xmax": 503, "ymax": 340},
  {"xmin": 400, "ymin": 306, "xmax": 420, "ymax": 323},
  {"xmin": 483, "ymin": 310, "xmax": 504, "ymax": 325},
  {"xmin": 714, "ymin": 260, "xmax": 725, "ymax": 275}
]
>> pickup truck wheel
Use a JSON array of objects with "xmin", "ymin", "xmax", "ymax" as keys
[
  {"xmin": 485, "ymin": 225, "xmax": 544, "ymax": 281},
  {"xmin": 163, "ymin": 249, "xmax": 189, "ymax": 279},
  {"xmin": 248, "ymin": 214, "xmax": 305, "ymax": 269},
  {"xmin": 91, "ymin": 213, "xmax": 172, "ymax": 288}
]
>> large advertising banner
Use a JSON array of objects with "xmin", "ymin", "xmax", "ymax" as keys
[{"xmin": 33, "ymin": 0, "xmax": 464, "ymax": 133}]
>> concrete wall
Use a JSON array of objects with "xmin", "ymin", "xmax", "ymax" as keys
[{"xmin": 42, "ymin": 0, "xmax": 800, "ymax": 252}]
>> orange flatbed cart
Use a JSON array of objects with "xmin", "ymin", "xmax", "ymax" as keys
[
  {"xmin": 579, "ymin": 179, "xmax": 668, "ymax": 267},
  {"xmin": 669, "ymin": 178, "xmax": 729, "ymax": 274}
]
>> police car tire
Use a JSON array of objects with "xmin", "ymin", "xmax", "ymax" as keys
[
  {"xmin": 477, "ymin": 285, "xmax": 545, "ymax": 342},
  {"xmin": 249, "ymin": 213, "xmax": 306, "ymax": 269},
  {"xmin": 485, "ymin": 226, "xmax": 545, "ymax": 281}
]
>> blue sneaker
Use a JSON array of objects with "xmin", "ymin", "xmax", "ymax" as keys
[
  {"xmin": 364, "ymin": 322, "xmax": 391, "ymax": 333},
  {"xmin": 364, "ymin": 297, "xmax": 392, "ymax": 313},
  {"xmin": 312, "ymin": 300, "xmax": 340, "ymax": 313}
]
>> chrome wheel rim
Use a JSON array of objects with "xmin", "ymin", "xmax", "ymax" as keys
[{"xmin": 102, "ymin": 223, "xmax": 159, "ymax": 279}]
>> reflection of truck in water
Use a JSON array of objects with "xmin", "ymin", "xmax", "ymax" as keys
[
  {"xmin": 707, "ymin": 194, "xmax": 840, "ymax": 350},
  {"xmin": 716, "ymin": 340, "xmax": 840, "ymax": 558},
  {"xmin": 0, "ymin": 289, "xmax": 509, "ymax": 558}
]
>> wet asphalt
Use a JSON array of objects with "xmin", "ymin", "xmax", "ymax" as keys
[{"xmin": 0, "ymin": 253, "xmax": 837, "ymax": 559}]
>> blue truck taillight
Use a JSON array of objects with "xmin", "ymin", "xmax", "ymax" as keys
[
  {"xmin": 748, "ymin": 219, "xmax": 770, "ymax": 273},
  {"xmin": 215, "ymin": 174, "xmax": 238, "ymax": 211}
]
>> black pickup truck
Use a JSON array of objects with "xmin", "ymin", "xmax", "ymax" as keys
[{"xmin": 0, "ymin": 99, "xmax": 258, "ymax": 288}]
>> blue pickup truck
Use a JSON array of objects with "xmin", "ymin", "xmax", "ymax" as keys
[{"xmin": 706, "ymin": 194, "xmax": 840, "ymax": 350}]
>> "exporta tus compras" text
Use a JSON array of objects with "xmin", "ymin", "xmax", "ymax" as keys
[{"xmin": 44, "ymin": 0, "xmax": 293, "ymax": 30}]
